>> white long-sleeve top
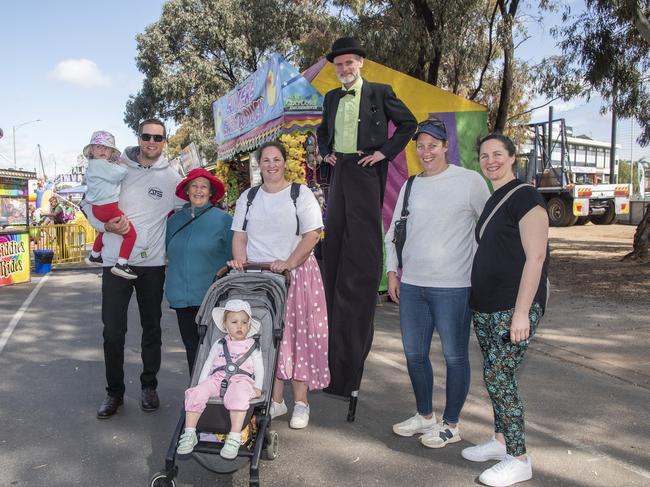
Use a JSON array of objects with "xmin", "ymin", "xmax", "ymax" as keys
[{"xmin": 384, "ymin": 164, "xmax": 490, "ymax": 287}]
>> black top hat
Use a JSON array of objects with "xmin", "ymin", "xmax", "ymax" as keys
[{"xmin": 326, "ymin": 37, "xmax": 367, "ymax": 62}]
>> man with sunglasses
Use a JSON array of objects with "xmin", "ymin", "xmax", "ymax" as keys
[
  {"xmin": 316, "ymin": 37, "xmax": 416, "ymax": 417},
  {"xmin": 84, "ymin": 118, "xmax": 183, "ymax": 419}
]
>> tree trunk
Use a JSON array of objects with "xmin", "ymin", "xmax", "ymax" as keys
[
  {"xmin": 410, "ymin": 0, "xmax": 441, "ymax": 85},
  {"xmin": 634, "ymin": 6, "xmax": 650, "ymax": 44},
  {"xmin": 428, "ymin": 46, "xmax": 442, "ymax": 86},
  {"xmin": 493, "ymin": 2, "xmax": 515, "ymax": 133},
  {"xmin": 622, "ymin": 203, "xmax": 650, "ymax": 262}
]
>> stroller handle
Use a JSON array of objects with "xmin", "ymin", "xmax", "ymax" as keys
[{"xmin": 215, "ymin": 262, "xmax": 292, "ymax": 287}]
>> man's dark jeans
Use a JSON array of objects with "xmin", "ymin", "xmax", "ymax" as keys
[{"xmin": 101, "ymin": 266, "xmax": 165, "ymax": 397}]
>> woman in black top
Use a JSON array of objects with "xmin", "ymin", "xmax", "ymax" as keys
[{"xmin": 462, "ymin": 133, "xmax": 549, "ymax": 487}]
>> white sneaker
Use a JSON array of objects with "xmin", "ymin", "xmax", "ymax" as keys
[
  {"xmin": 392, "ymin": 413, "xmax": 438, "ymax": 437},
  {"xmin": 479, "ymin": 454, "xmax": 532, "ymax": 487},
  {"xmin": 420, "ymin": 422, "xmax": 461, "ymax": 448},
  {"xmin": 269, "ymin": 400, "xmax": 288, "ymax": 419},
  {"xmin": 289, "ymin": 401, "xmax": 310, "ymax": 429},
  {"xmin": 461, "ymin": 436, "xmax": 508, "ymax": 462}
]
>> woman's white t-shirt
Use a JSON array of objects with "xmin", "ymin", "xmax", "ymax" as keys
[{"xmin": 232, "ymin": 184, "xmax": 323, "ymax": 261}]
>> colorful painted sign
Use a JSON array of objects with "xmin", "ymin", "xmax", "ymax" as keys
[
  {"xmin": 213, "ymin": 53, "xmax": 323, "ymax": 145},
  {"xmin": 0, "ymin": 233, "xmax": 30, "ymax": 286}
]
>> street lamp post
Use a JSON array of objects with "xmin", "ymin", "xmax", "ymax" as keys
[{"xmin": 12, "ymin": 119, "xmax": 41, "ymax": 169}]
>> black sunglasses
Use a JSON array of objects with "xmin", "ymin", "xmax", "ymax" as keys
[{"xmin": 140, "ymin": 133, "xmax": 165, "ymax": 142}]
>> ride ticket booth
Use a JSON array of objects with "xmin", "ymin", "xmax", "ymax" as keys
[{"xmin": 0, "ymin": 169, "xmax": 35, "ymax": 287}]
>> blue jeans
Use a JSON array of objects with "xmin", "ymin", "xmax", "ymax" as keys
[{"xmin": 399, "ymin": 283, "xmax": 472, "ymax": 423}]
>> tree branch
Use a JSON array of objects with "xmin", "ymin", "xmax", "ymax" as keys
[
  {"xmin": 470, "ymin": 1, "xmax": 499, "ymax": 100},
  {"xmin": 507, "ymin": 95, "xmax": 563, "ymax": 120}
]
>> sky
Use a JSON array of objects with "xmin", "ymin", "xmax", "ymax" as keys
[
  {"xmin": 0, "ymin": 0, "xmax": 167, "ymax": 177},
  {"xmin": 1, "ymin": 0, "xmax": 647, "ymax": 178}
]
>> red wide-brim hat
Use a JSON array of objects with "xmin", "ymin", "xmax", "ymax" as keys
[{"xmin": 176, "ymin": 168, "xmax": 225, "ymax": 205}]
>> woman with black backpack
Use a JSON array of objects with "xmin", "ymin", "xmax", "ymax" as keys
[{"xmin": 228, "ymin": 140, "xmax": 329, "ymax": 430}]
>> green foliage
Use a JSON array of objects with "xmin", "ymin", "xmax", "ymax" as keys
[
  {"xmin": 125, "ymin": 0, "xmax": 330, "ymax": 158},
  {"xmin": 536, "ymin": 0, "xmax": 650, "ymax": 146},
  {"xmin": 618, "ymin": 158, "xmax": 649, "ymax": 195},
  {"xmin": 333, "ymin": 0, "xmax": 540, "ymax": 132}
]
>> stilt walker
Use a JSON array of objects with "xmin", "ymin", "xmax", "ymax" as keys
[{"xmin": 316, "ymin": 38, "xmax": 416, "ymax": 420}]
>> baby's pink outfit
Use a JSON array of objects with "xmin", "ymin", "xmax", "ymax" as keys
[{"xmin": 185, "ymin": 336, "xmax": 262, "ymax": 412}]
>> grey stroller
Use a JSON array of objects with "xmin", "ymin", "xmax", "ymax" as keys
[{"xmin": 150, "ymin": 264, "xmax": 290, "ymax": 487}]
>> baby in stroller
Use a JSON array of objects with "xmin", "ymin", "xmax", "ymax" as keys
[{"xmin": 177, "ymin": 299, "xmax": 263, "ymax": 460}]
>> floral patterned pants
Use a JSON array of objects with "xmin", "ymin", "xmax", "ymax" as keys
[{"xmin": 472, "ymin": 302, "xmax": 543, "ymax": 456}]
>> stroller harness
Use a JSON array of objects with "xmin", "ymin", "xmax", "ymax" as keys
[{"xmin": 210, "ymin": 336, "xmax": 261, "ymax": 398}]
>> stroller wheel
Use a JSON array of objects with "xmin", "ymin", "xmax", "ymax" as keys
[
  {"xmin": 149, "ymin": 471, "xmax": 176, "ymax": 487},
  {"xmin": 263, "ymin": 430, "xmax": 279, "ymax": 460}
]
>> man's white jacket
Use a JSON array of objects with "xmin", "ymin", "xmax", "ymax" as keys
[{"xmin": 84, "ymin": 146, "xmax": 183, "ymax": 267}]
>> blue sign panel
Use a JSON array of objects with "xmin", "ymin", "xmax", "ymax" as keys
[{"xmin": 213, "ymin": 53, "xmax": 323, "ymax": 145}]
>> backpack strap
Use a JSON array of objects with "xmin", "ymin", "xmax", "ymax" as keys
[
  {"xmin": 290, "ymin": 182, "xmax": 301, "ymax": 236},
  {"xmin": 242, "ymin": 185, "xmax": 262, "ymax": 231},
  {"xmin": 242, "ymin": 183, "xmax": 301, "ymax": 235}
]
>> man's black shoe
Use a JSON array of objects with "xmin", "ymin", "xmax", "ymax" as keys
[
  {"xmin": 141, "ymin": 388, "xmax": 159, "ymax": 411},
  {"xmin": 97, "ymin": 395, "xmax": 123, "ymax": 419}
]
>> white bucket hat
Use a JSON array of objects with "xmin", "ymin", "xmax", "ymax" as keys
[
  {"xmin": 82, "ymin": 130, "xmax": 121, "ymax": 162},
  {"xmin": 212, "ymin": 299, "xmax": 261, "ymax": 337}
]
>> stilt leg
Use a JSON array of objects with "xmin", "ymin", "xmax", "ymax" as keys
[{"xmin": 347, "ymin": 390, "xmax": 359, "ymax": 422}]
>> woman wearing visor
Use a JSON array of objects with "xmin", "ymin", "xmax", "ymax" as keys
[{"xmin": 385, "ymin": 116, "xmax": 490, "ymax": 448}]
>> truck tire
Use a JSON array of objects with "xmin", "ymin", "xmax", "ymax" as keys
[
  {"xmin": 575, "ymin": 216, "xmax": 590, "ymax": 225},
  {"xmin": 547, "ymin": 197, "xmax": 572, "ymax": 227},
  {"xmin": 591, "ymin": 202, "xmax": 616, "ymax": 225}
]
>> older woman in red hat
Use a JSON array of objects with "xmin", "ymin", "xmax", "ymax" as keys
[{"xmin": 166, "ymin": 168, "xmax": 233, "ymax": 373}]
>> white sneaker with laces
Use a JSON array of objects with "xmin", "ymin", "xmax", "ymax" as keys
[
  {"xmin": 269, "ymin": 400, "xmax": 288, "ymax": 419},
  {"xmin": 392, "ymin": 413, "xmax": 438, "ymax": 437},
  {"xmin": 420, "ymin": 422, "xmax": 460, "ymax": 448},
  {"xmin": 289, "ymin": 401, "xmax": 310, "ymax": 429},
  {"xmin": 478, "ymin": 454, "xmax": 532, "ymax": 487},
  {"xmin": 461, "ymin": 436, "xmax": 507, "ymax": 462}
]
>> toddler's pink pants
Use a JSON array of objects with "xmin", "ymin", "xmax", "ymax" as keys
[{"xmin": 185, "ymin": 373, "xmax": 257, "ymax": 413}]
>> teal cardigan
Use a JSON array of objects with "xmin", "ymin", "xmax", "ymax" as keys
[{"xmin": 165, "ymin": 203, "xmax": 233, "ymax": 308}]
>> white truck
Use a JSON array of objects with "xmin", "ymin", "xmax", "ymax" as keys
[{"xmin": 523, "ymin": 117, "xmax": 631, "ymax": 227}]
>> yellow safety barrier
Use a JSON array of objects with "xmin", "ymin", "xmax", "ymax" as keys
[
  {"xmin": 73, "ymin": 213, "xmax": 98, "ymax": 245},
  {"xmin": 33, "ymin": 223, "xmax": 91, "ymax": 264}
]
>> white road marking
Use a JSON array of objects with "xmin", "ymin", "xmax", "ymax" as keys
[
  {"xmin": 368, "ymin": 349, "xmax": 650, "ymax": 480},
  {"xmin": 0, "ymin": 274, "xmax": 50, "ymax": 355}
]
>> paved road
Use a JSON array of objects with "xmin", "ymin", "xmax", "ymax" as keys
[{"xmin": 1, "ymin": 270, "xmax": 649, "ymax": 486}]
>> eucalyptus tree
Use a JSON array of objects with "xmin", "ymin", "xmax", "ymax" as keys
[{"xmin": 125, "ymin": 0, "xmax": 332, "ymax": 154}]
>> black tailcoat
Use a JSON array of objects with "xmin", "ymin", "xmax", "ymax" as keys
[{"xmin": 317, "ymin": 78, "xmax": 416, "ymax": 396}]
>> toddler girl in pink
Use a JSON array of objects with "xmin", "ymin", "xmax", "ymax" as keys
[
  {"xmin": 83, "ymin": 130, "xmax": 137, "ymax": 279},
  {"xmin": 177, "ymin": 299, "xmax": 264, "ymax": 460}
]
